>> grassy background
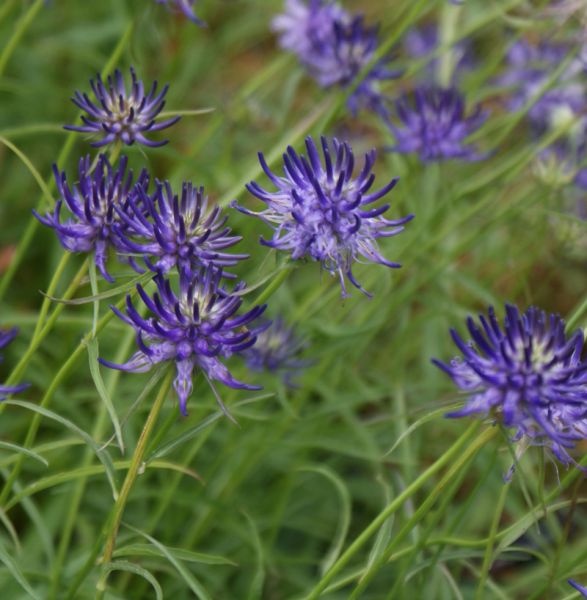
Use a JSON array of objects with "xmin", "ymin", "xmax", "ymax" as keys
[{"xmin": 1, "ymin": 0, "xmax": 587, "ymax": 598}]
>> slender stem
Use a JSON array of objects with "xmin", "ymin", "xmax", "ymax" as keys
[
  {"xmin": 0, "ymin": 0, "xmax": 44, "ymax": 77},
  {"xmin": 95, "ymin": 370, "xmax": 173, "ymax": 599},
  {"xmin": 475, "ymin": 480, "xmax": 510, "ymax": 600},
  {"xmin": 32, "ymin": 252, "xmax": 71, "ymax": 339},
  {"xmin": 352, "ymin": 426, "xmax": 497, "ymax": 599},
  {"xmin": 3, "ymin": 258, "xmax": 88, "ymax": 389},
  {"xmin": 304, "ymin": 421, "xmax": 482, "ymax": 600},
  {"xmin": 254, "ymin": 263, "xmax": 294, "ymax": 305}
]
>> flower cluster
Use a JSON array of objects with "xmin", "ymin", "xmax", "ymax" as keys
[
  {"xmin": 0, "ymin": 329, "xmax": 28, "ymax": 401},
  {"xmin": 386, "ymin": 87, "xmax": 487, "ymax": 162},
  {"xmin": 65, "ymin": 67, "xmax": 180, "ymax": 147},
  {"xmin": 116, "ymin": 180, "xmax": 247, "ymax": 276},
  {"xmin": 34, "ymin": 155, "xmax": 150, "ymax": 282},
  {"xmin": 155, "ymin": 0, "xmax": 204, "ymax": 25},
  {"xmin": 235, "ymin": 136, "xmax": 413, "ymax": 297},
  {"xmin": 101, "ymin": 269, "xmax": 267, "ymax": 416},
  {"xmin": 272, "ymin": 0, "xmax": 399, "ymax": 114},
  {"xmin": 434, "ymin": 304, "xmax": 587, "ymax": 468}
]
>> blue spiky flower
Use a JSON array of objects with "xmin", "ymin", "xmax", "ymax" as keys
[
  {"xmin": 100, "ymin": 268, "xmax": 267, "ymax": 416},
  {"xmin": 386, "ymin": 86, "xmax": 487, "ymax": 162},
  {"xmin": 273, "ymin": 0, "xmax": 399, "ymax": 114},
  {"xmin": 116, "ymin": 180, "xmax": 247, "ymax": 276},
  {"xmin": 155, "ymin": 0, "xmax": 204, "ymax": 25},
  {"xmin": 65, "ymin": 67, "xmax": 181, "ymax": 148},
  {"xmin": 34, "ymin": 155, "xmax": 149, "ymax": 282},
  {"xmin": 0, "ymin": 329, "xmax": 28, "ymax": 400},
  {"xmin": 234, "ymin": 136, "xmax": 414, "ymax": 297},
  {"xmin": 433, "ymin": 304, "xmax": 587, "ymax": 468}
]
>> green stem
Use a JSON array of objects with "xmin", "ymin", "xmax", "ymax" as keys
[
  {"xmin": 475, "ymin": 480, "xmax": 511, "ymax": 600},
  {"xmin": 0, "ymin": 289, "xmax": 125, "ymax": 506},
  {"xmin": 3, "ymin": 259, "xmax": 88, "ymax": 389},
  {"xmin": 0, "ymin": 0, "xmax": 17, "ymax": 25},
  {"xmin": 351, "ymin": 426, "xmax": 497, "ymax": 599},
  {"xmin": 303, "ymin": 422, "xmax": 481, "ymax": 600},
  {"xmin": 0, "ymin": 0, "xmax": 44, "ymax": 78},
  {"xmin": 254, "ymin": 263, "xmax": 294, "ymax": 305},
  {"xmin": 95, "ymin": 370, "xmax": 173, "ymax": 599},
  {"xmin": 31, "ymin": 252, "xmax": 71, "ymax": 339}
]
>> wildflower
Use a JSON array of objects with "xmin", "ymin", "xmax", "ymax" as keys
[
  {"xmin": 116, "ymin": 180, "xmax": 247, "ymax": 276},
  {"xmin": 433, "ymin": 304, "xmax": 587, "ymax": 469},
  {"xmin": 155, "ymin": 0, "xmax": 204, "ymax": 26},
  {"xmin": 100, "ymin": 268, "xmax": 267, "ymax": 416},
  {"xmin": 243, "ymin": 317, "xmax": 309, "ymax": 385},
  {"xmin": 234, "ymin": 136, "xmax": 414, "ymax": 297},
  {"xmin": 499, "ymin": 39, "xmax": 586, "ymax": 135},
  {"xmin": 65, "ymin": 67, "xmax": 181, "ymax": 147},
  {"xmin": 0, "ymin": 329, "xmax": 28, "ymax": 400},
  {"xmin": 34, "ymin": 155, "xmax": 149, "ymax": 282},
  {"xmin": 569, "ymin": 579, "xmax": 587, "ymax": 597},
  {"xmin": 386, "ymin": 86, "xmax": 487, "ymax": 161},
  {"xmin": 272, "ymin": 0, "xmax": 399, "ymax": 114}
]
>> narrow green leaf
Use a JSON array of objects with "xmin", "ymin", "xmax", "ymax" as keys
[
  {"xmin": 124, "ymin": 524, "xmax": 214, "ymax": 600},
  {"xmin": 100, "ymin": 561, "xmax": 162, "ymax": 600},
  {"xmin": 0, "ymin": 536, "xmax": 41, "ymax": 600},
  {"xmin": 113, "ymin": 543, "xmax": 237, "ymax": 565},
  {"xmin": 87, "ymin": 338, "xmax": 124, "ymax": 454},
  {"xmin": 0, "ymin": 441, "xmax": 48, "ymax": 467}
]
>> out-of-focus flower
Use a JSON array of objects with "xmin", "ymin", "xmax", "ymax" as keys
[
  {"xmin": 155, "ymin": 0, "xmax": 204, "ymax": 25},
  {"xmin": 243, "ymin": 318, "xmax": 309, "ymax": 385},
  {"xmin": 569, "ymin": 579, "xmax": 587, "ymax": 597},
  {"xmin": 403, "ymin": 24, "xmax": 473, "ymax": 83},
  {"xmin": 272, "ymin": 0, "xmax": 399, "ymax": 114},
  {"xmin": 0, "ymin": 329, "xmax": 28, "ymax": 400},
  {"xmin": 433, "ymin": 304, "xmax": 587, "ymax": 470},
  {"xmin": 65, "ymin": 67, "xmax": 181, "ymax": 148},
  {"xmin": 116, "ymin": 180, "xmax": 247, "ymax": 276},
  {"xmin": 100, "ymin": 268, "xmax": 267, "ymax": 416},
  {"xmin": 499, "ymin": 39, "xmax": 586, "ymax": 134},
  {"xmin": 34, "ymin": 155, "xmax": 149, "ymax": 282},
  {"xmin": 234, "ymin": 135, "xmax": 413, "ymax": 297},
  {"xmin": 386, "ymin": 86, "xmax": 487, "ymax": 161}
]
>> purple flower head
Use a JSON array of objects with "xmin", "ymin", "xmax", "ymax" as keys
[
  {"xmin": 234, "ymin": 136, "xmax": 414, "ymax": 298},
  {"xmin": 34, "ymin": 155, "xmax": 149, "ymax": 283},
  {"xmin": 155, "ymin": 0, "xmax": 204, "ymax": 25},
  {"xmin": 116, "ymin": 180, "xmax": 248, "ymax": 277},
  {"xmin": 569, "ymin": 579, "xmax": 587, "ymax": 597},
  {"xmin": 273, "ymin": 1, "xmax": 399, "ymax": 114},
  {"xmin": 433, "ymin": 304, "xmax": 587, "ymax": 469},
  {"xmin": 65, "ymin": 67, "xmax": 181, "ymax": 148},
  {"xmin": 0, "ymin": 329, "xmax": 29, "ymax": 400},
  {"xmin": 387, "ymin": 86, "xmax": 488, "ymax": 162},
  {"xmin": 100, "ymin": 268, "xmax": 267, "ymax": 416},
  {"xmin": 500, "ymin": 39, "xmax": 586, "ymax": 134},
  {"xmin": 243, "ymin": 317, "xmax": 310, "ymax": 386}
]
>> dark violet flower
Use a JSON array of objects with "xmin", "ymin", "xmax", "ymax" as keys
[
  {"xmin": 569, "ymin": 579, "xmax": 587, "ymax": 597},
  {"xmin": 0, "ymin": 329, "xmax": 28, "ymax": 400},
  {"xmin": 116, "ymin": 180, "xmax": 247, "ymax": 276},
  {"xmin": 433, "ymin": 304, "xmax": 587, "ymax": 469},
  {"xmin": 272, "ymin": 0, "xmax": 399, "ymax": 114},
  {"xmin": 234, "ymin": 136, "xmax": 414, "ymax": 297},
  {"xmin": 155, "ymin": 0, "xmax": 204, "ymax": 26},
  {"xmin": 65, "ymin": 67, "xmax": 181, "ymax": 148},
  {"xmin": 100, "ymin": 268, "xmax": 267, "ymax": 416},
  {"xmin": 34, "ymin": 155, "xmax": 149, "ymax": 282},
  {"xmin": 243, "ymin": 317, "xmax": 310, "ymax": 386},
  {"xmin": 386, "ymin": 86, "xmax": 487, "ymax": 162},
  {"xmin": 499, "ymin": 39, "xmax": 586, "ymax": 134}
]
